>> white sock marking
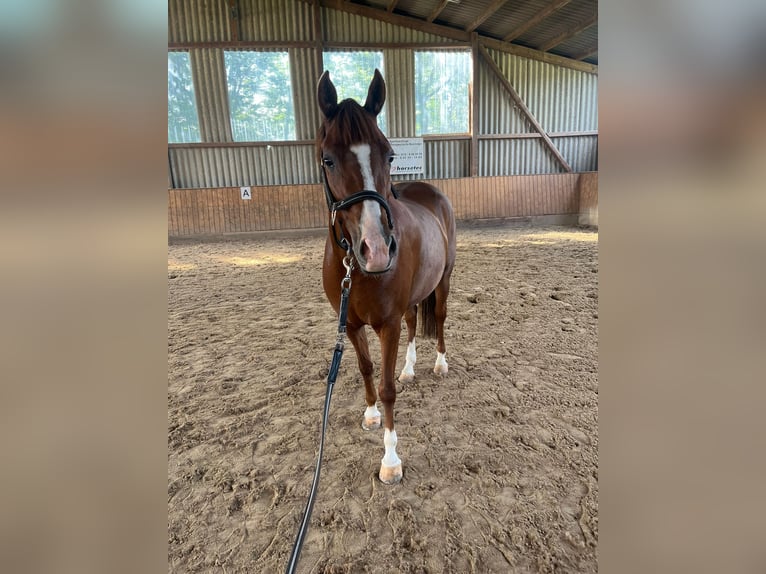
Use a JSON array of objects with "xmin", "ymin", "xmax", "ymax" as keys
[
  {"xmin": 382, "ymin": 428, "xmax": 401, "ymax": 467},
  {"xmin": 364, "ymin": 405, "xmax": 381, "ymax": 420},
  {"xmin": 435, "ymin": 352, "xmax": 448, "ymax": 374},
  {"xmin": 400, "ymin": 339, "xmax": 416, "ymax": 379}
]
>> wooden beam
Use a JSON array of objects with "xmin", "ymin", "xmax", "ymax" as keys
[
  {"xmin": 181, "ymin": 0, "xmax": 597, "ymax": 75},
  {"xmin": 168, "ymin": 41, "xmax": 315, "ymax": 49},
  {"xmin": 481, "ymin": 36, "xmax": 597, "ymax": 74},
  {"xmin": 226, "ymin": 0, "xmax": 240, "ymax": 42},
  {"xmin": 538, "ymin": 11, "xmax": 597, "ymax": 52},
  {"xmin": 573, "ymin": 47, "xmax": 598, "ymax": 61},
  {"xmin": 502, "ymin": 0, "xmax": 571, "ymax": 42},
  {"xmin": 478, "ymin": 43, "xmax": 572, "ymax": 172},
  {"xmin": 324, "ymin": 41, "xmax": 470, "ymax": 49},
  {"xmin": 313, "ymin": 0, "xmax": 324, "ymax": 75},
  {"xmin": 386, "ymin": 0, "xmax": 400, "ymax": 13},
  {"xmin": 465, "ymin": 0, "xmax": 509, "ymax": 33},
  {"xmin": 479, "ymin": 130, "xmax": 598, "ymax": 140},
  {"xmin": 426, "ymin": 0, "xmax": 450, "ymax": 23},
  {"xmin": 470, "ymin": 33, "xmax": 480, "ymax": 176},
  {"xmin": 318, "ymin": 0, "xmax": 470, "ymax": 42}
]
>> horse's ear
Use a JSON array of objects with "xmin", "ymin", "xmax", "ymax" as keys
[
  {"xmin": 317, "ymin": 71, "xmax": 338, "ymax": 119},
  {"xmin": 364, "ymin": 69, "xmax": 386, "ymax": 116}
]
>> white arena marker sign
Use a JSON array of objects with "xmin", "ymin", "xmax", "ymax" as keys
[
  {"xmin": 389, "ymin": 138, "xmax": 424, "ymax": 175},
  {"xmin": 240, "ymin": 186, "xmax": 252, "ymax": 200}
]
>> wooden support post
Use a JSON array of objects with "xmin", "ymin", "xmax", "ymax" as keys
[
  {"xmin": 227, "ymin": 0, "xmax": 239, "ymax": 42},
  {"xmin": 478, "ymin": 43, "xmax": 573, "ymax": 173},
  {"xmin": 470, "ymin": 33, "xmax": 480, "ymax": 177},
  {"xmin": 313, "ymin": 0, "xmax": 324, "ymax": 74}
]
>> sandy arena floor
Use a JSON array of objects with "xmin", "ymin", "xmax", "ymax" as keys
[{"xmin": 168, "ymin": 224, "xmax": 598, "ymax": 573}]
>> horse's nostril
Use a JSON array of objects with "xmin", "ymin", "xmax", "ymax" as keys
[
  {"xmin": 361, "ymin": 239, "xmax": 371, "ymax": 259},
  {"xmin": 388, "ymin": 236, "xmax": 397, "ymax": 256}
]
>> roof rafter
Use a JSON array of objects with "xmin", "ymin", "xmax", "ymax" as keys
[
  {"xmin": 572, "ymin": 47, "xmax": 598, "ymax": 60},
  {"xmin": 307, "ymin": 0, "xmax": 597, "ymax": 73},
  {"xmin": 465, "ymin": 0, "xmax": 510, "ymax": 33},
  {"xmin": 538, "ymin": 11, "xmax": 597, "ymax": 52},
  {"xmin": 502, "ymin": 0, "xmax": 572, "ymax": 42},
  {"xmin": 320, "ymin": 0, "xmax": 470, "ymax": 41},
  {"xmin": 426, "ymin": 0, "xmax": 450, "ymax": 23}
]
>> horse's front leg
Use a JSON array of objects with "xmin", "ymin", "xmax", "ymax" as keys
[
  {"xmin": 346, "ymin": 324, "xmax": 380, "ymax": 430},
  {"xmin": 377, "ymin": 320, "xmax": 403, "ymax": 484}
]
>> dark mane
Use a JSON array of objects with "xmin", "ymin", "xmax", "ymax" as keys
[{"xmin": 317, "ymin": 99, "xmax": 387, "ymax": 160}]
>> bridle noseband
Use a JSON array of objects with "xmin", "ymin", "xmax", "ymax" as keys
[{"xmin": 320, "ymin": 165, "xmax": 398, "ymax": 252}]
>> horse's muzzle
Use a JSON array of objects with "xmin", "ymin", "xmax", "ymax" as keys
[{"xmin": 358, "ymin": 234, "xmax": 396, "ymax": 274}]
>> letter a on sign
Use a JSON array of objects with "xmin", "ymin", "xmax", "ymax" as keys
[{"xmin": 240, "ymin": 186, "xmax": 251, "ymax": 200}]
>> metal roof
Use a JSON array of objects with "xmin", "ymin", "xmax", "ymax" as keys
[{"xmin": 330, "ymin": 0, "xmax": 598, "ymax": 65}]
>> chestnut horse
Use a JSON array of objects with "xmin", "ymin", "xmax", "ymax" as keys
[{"xmin": 317, "ymin": 69, "xmax": 456, "ymax": 484}]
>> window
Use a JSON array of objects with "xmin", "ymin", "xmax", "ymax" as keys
[
  {"xmin": 415, "ymin": 51, "xmax": 471, "ymax": 135},
  {"xmin": 168, "ymin": 51, "xmax": 201, "ymax": 143},
  {"xmin": 323, "ymin": 51, "xmax": 386, "ymax": 133},
  {"xmin": 225, "ymin": 51, "xmax": 295, "ymax": 141}
]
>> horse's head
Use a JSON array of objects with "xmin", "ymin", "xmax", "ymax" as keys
[{"xmin": 317, "ymin": 69, "xmax": 397, "ymax": 274}]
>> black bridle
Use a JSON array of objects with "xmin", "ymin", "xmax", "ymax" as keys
[{"xmin": 320, "ymin": 165, "xmax": 397, "ymax": 251}]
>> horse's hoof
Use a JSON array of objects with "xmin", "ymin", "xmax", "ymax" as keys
[
  {"xmin": 433, "ymin": 364, "xmax": 448, "ymax": 376},
  {"xmin": 362, "ymin": 416, "xmax": 381, "ymax": 431},
  {"xmin": 398, "ymin": 372, "xmax": 414, "ymax": 384},
  {"xmin": 379, "ymin": 463, "xmax": 403, "ymax": 484}
]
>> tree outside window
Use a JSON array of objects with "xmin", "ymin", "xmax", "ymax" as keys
[
  {"xmin": 323, "ymin": 51, "xmax": 387, "ymax": 134},
  {"xmin": 415, "ymin": 51, "xmax": 471, "ymax": 135},
  {"xmin": 225, "ymin": 51, "xmax": 296, "ymax": 142},
  {"xmin": 168, "ymin": 51, "xmax": 201, "ymax": 143}
]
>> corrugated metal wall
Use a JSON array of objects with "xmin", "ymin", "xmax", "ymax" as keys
[
  {"xmin": 168, "ymin": 0, "xmax": 597, "ymax": 188},
  {"xmin": 382, "ymin": 49, "xmax": 415, "ymax": 138},
  {"xmin": 239, "ymin": 0, "xmax": 313, "ymax": 42},
  {"xmin": 321, "ymin": 8, "xmax": 449, "ymax": 44},
  {"xmin": 189, "ymin": 49, "xmax": 233, "ymax": 142},
  {"xmin": 290, "ymin": 48, "xmax": 324, "ymax": 141},
  {"xmin": 479, "ymin": 47, "xmax": 598, "ymax": 175},
  {"xmin": 169, "ymin": 145, "xmax": 318, "ymax": 188},
  {"xmin": 168, "ymin": 0, "xmax": 231, "ymax": 43}
]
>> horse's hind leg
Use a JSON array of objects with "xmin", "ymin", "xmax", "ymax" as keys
[
  {"xmin": 347, "ymin": 325, "xmax": 381, "ymax": 430},
  {"xmin": 398, "ymin": 305, "xmax": 417, "ymax": 383},
  {"xmin": 433, "ymin": 273, "xmax": 451, "ymax": 376}
]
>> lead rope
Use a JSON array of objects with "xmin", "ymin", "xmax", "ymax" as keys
[{"xmin": 285, "ymin": 251, "xmax": 354, "ymax": 574}]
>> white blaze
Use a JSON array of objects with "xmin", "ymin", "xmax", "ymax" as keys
[{"xmin": 349, "ymin": 143, "xmax": 382, "ymax": 232}]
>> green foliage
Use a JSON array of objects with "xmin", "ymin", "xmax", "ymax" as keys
[
  {"xmin": 415, "ymin": 51, "xmax": 470, "ymax": 135},
  {"xmin": 168, "ymin": 52, "xmax": 201, "ymax": 143},
  {"xmin": 168, "ymin": 50, "xmax": 472, "ymax": 144},
  {"xmin": 323, "ymin": 51, "xmax": 387, "ymax": 133},
  {"xmin": 225, "ymin": 51, "xmax": 296, "ymax": 141}
]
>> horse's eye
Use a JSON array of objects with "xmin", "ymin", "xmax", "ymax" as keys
[
  {"xmin": 388, "ymin": 154, "xmax": 395, "ymax": 164},
  {"xmin": 322, "ymin": 157, "xmax": 335, "ymax": 169}
]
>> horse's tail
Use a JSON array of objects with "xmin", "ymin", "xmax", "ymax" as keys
[{"xmin": 418, "ymin": 291, "xmax": 438, "ymax": 339}]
